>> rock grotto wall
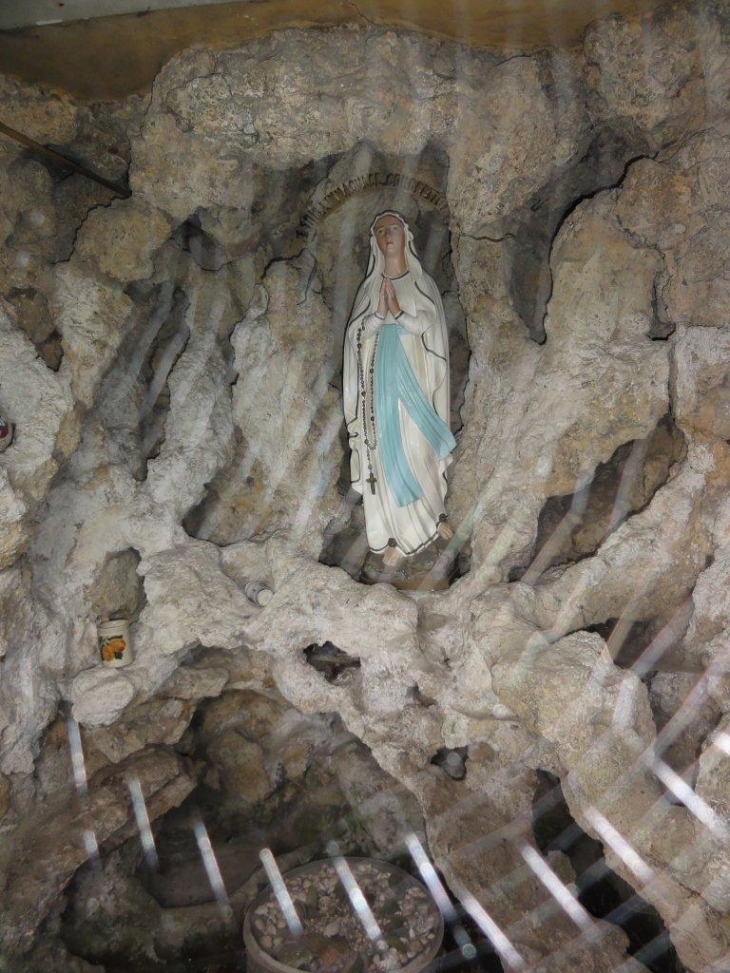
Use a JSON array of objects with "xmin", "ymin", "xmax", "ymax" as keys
[{"xmin": 1, "ymin": 2, "xmax": 730, "ymax": 970}]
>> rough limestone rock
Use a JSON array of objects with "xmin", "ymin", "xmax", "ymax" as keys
[
  {"xmin": 673, "ymin": 326, "xmax": 730, "ymax": 440},
  {"xmin": 2, "ymin": 3, "xmax": 730, "ymax": 971},
  {"xmin": 0, "ymin": 303, "xmax": 74, "ymax": 505},
  {"xmin": 583, "ymin": 4, "xmax": 730, "ymax": 146},
  {"xmin": 616, "ymin": 126, "xmax": 730, "ymax": 329},
  {"xmin": 532, "ymin": 449, "xmax": 714, "ymax": 638},
  {"xmin": 53, "ymin": 263, "xmax": 135, "ymax": 409},
  {"xmin": 448, "ymin": 190, "xmax": 671, "ymax": 577},
  {"xmin": 218, "ymin": 262, "xmax": 342, "ymax": 553},
  {"xmin": 0, "ymin": 747, "xmax": 195, "ymax": 952},
  {"xmin": 72, "ymin": 668, "xmax": 137, "ymax": 728},
  {"xmin": 74, "ymin": 199, "xmax": 172, "ymax": 284},
  {"xmin": 0, "ymin": 75, "xmax": 78, "ymax": 145}
]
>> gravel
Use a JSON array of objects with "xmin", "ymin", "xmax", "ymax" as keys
[{"xmin": 249, "ymin": 859, "xmax": 442, "ymax": 973}]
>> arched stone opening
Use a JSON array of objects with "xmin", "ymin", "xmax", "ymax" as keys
[{"xmin": 58, "ymin": 688, "xmax": 428, "ymax": 972}]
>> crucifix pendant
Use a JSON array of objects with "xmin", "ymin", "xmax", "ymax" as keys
[{"xmin": 366, "ymin": 472, "xmax": 377, "ymax": 494}]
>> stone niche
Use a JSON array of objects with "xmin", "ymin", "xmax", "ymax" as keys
[
  {"xmin": 1, "ymin": 4, "xmax": 730, "ymax": 973},
  {"xmin": 58, "ymin": 689, "xmax": 426, "ymax": 973},
  {"xmin": 180, "ymin": 139, "xmax": 472, "ymax": 587}
]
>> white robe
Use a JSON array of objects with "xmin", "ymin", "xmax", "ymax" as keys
[{"xmin": 343, "ymin": 265, "xmax": 453, "ymax": 557}]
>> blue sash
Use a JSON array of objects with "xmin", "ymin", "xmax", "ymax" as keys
[{"xmin": 375, "ymin": 323, "xmax": 456, "ymax": 507}]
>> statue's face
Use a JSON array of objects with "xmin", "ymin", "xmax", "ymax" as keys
[{"xmin": 373, "ymin": 215, "xmax": 405, "ymax": 258}]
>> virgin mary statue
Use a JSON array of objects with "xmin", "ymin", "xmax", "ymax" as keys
[{"xmin": 343, "ymin": 211, "xmax": 456, "ymax": 565}]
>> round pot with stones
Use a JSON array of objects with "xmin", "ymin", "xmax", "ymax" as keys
[{"xmin": 243, "ymin": 858, "xmax": 443, "ymax": 973}]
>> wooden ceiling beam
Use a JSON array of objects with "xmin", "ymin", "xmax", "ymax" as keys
[{"xmin": 0, "ymin": 0, "xmax": 669, "ymax": 101}]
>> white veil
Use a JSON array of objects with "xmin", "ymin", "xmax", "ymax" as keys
[{"xmin": 346, "ymin": 210, "xmax": 428, "ymax": 325}]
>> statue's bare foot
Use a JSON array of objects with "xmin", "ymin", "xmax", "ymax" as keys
[
  {"xmin": 383, "ymin": 545, "xmax": 405, "ymax": 569},
  {"xmin": 437, "ymin": 519, "xmax": 454, "ymax": 541}
]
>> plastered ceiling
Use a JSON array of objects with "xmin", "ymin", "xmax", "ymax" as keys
[{"xmin": 0, "ymin": 0, "xmax": 670, "ymax": 100}]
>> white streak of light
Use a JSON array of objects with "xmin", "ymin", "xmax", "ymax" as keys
[
  {"xmin": 194, "ymin": 819, "xmax": 230, "ymax": 912},
  {"xmin": 127, "ymin": 777, "xmax": 159, "ymax": 870},
  {"xmin": 520, "ymin": 845, "xmax": 594, "ymax": 932},
  {"xmin": 405, "ymin": 833, "xmax": 457, "ymax": 922},
  {"xmin": 405, "ymin": 833, "xmax": 476, "ymax": 958},
  {"xmin": 67, "ymin": 717, "xmax": 88, "ymax": 799},
  {"xmin": 712, "ymin": 731, "xmax": 730, "ymax": 756},
  {"xmin": 331, "ymin": 854, "xmax": 383, "ymax": 942},
  {"xmin": 82, "ymin": 829, "xmax": 101, "ymax": 870},
  {"xmin": 650, "ymin": 758, "xmax": 728, "ymax": 838},
  {"xmin": 449, "ymin": 877, "xmax": 525, "ymax": 971},
  {"xmin": 583, "ymin": 809, "xmax": 654, "ymax": 884},
  {"xmin": 259, "ymin": 848, "xmax": 303, "ymax": 936}
]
